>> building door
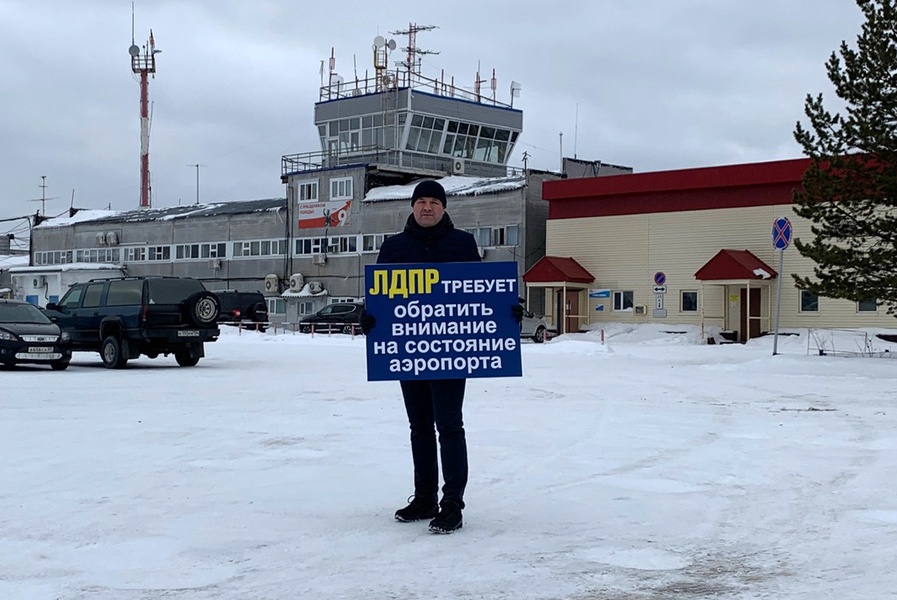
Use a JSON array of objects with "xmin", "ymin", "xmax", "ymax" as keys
[
  {"xmin": 565, "ymin": 290, "xmax": 580, "ymax": 334},
  {"xmin": 739, "ymin": 287, "xmax": 761, "ymax": 341},
  {"xmin": 554, "ymin": 290, "xmax": 579, "ymax": 334}
]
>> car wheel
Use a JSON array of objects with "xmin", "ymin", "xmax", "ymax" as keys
[
  {"xmin": 532, "ymin": 326, "xmax": 546, "ymax": 344},
  {"xmin": 341, "ymin": 324, "xmax": 356, "ymax": 335},
  {"xmin": 299, "ymin": 324, "xmax": 311, "ymax": 334},
  {"xmin": 248, "ymin": 302, "xmax": 268, "ymax": 321},
  {"xmin": 101, "ymin": 335, "xmax": 129, "ymax": 369},
  {"xmin": 185, "ymin": 291, "xmax": 221, "ymax": 327},
  {"xmin": 50, "ymin": 361, "xmax": 70, "ymax": 371},
  {"xmin": 175, "ymin": 348, "xmax": 200, "ymax": 367}
]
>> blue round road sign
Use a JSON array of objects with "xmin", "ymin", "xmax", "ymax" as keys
[
  {"xmin": 773, "ymin": 217, "xmax": 792, "ymax": 250},
  {"xmin": 654, "ymin": 272, "xmax": 666, "ymax": 286}
]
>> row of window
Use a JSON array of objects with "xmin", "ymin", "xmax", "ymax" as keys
[
  {"xmin": 611, "ymin": 289, "xmax": 878, "ymax": 313},
  {"xmin": 294, "ymin": 177, "xmax": 353, "ymax": 204},
  {"xmin": 317, "ymin": 112, "xmax": 519, "ymax": 165},
  {"xmin": 34, "ymin": 226, "xmax": 522, "ymax": 266}
]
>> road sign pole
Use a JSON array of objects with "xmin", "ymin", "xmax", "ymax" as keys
[
  {"xmin": 771, "ymin": 217, "xmax": 792, "ymax": 356},
  {"xmin": 772, "ymin": 249, "xmax": 784, "ymax": 355}
]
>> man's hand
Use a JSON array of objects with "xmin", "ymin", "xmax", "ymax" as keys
[
  {"xmin": 511, "ymin": 304, "xmax": 524, "ymax": 323},
  {"xmin": 359, "ymin": 309, "xmax": 376, "ymax": 334}
]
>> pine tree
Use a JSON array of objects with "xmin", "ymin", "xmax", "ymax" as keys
[{"xmin": 793, "ymin": 0, "xmax": 897, "ymax": 315}]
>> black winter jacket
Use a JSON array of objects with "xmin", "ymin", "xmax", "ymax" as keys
[{"xmin": 376, "ymin": 213, "xmax": 481, "ymax": 265}]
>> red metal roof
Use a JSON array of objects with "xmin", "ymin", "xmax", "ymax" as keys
[
  {"xmin": 694, "ymin": 249, "xmax": 778, "ymax": 281},
  {"xmin": 541, "ymin": 158, "xmax": 809, "ymax": 220},
  {"xmin": 523, "ymin": 256, "xmax": 595, "ymax": 284}
]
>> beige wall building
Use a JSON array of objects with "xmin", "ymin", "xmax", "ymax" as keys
[{"xmin": 531, "ymin": 158, "xmax": 896, "ymax": 341}]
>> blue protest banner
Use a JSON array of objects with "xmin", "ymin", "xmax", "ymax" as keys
[{"xmin": 364, "ymin": 261, "xmax": 522, "ymax": 381}]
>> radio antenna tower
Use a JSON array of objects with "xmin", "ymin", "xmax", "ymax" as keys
[
  {"xmin": 129, "ymin": 2, "xmax": 160, "ymax": 210},
  {"xmin": 391, "ymin": 23, "xmax": 438, "ymax": 77}
]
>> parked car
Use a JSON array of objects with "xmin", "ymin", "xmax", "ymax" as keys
[
  {"xmin": 0, "ymin": 299, "xmax": 72, "ymax": 370},
  {"xmin": 520, "ymin": 307, "xmax": 553, "ymax": 343},
  {"xmin": 298, "ymin": 302, "xmax": 364, "ymax": 334},
  {"xmin": 214, "ymin": 290, "xmax": 269, "ymax": 331},
  {"xmin": 44, "ymin": 276, "xmax": 220, "ymax": 368}
]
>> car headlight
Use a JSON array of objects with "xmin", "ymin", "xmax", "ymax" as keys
[
  {"xmin": 0, "ymin": 330, "xmax": 16, "ymax": 341},
  {"xmin": 60, "ymin": 330, "xmax": 71, "ymax": 342}
]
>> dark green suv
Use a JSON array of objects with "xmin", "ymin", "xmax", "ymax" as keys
[{"xmin": 45, "ymin": 277, "xmax": 220, "ymax": 368}]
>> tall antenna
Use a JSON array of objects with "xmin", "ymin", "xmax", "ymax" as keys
[
  {"xmin": 187, "ymin": 163, "xmax": 206, "ymax": 205},
  {"xmin": 391, "ymin": 23, "xmax": 438, "ymax": 77},
  {"xmin": 129, "ymin": 2, "xmax": 160, "ymax": 210},
  {"xmin": 28, "ymin": 175, "xmax": 58, "ymax": 217}
]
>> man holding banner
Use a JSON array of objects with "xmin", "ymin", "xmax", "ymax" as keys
[{"xmin": 361, "ymin": 179, "xmax": 522, "ymax": 534}]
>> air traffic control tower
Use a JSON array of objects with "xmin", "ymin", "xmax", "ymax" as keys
[{"xmin": 282, "ymin": 24, "xmax": 523, "ymax": 184}]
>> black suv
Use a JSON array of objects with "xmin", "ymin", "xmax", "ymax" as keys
[
  {"xmin": 298, "ymin": 302, "xmax": 364, "ymax": 334},
  {"xmin": 214, "ymin": 290, "xmax": 269, "ymax": 331},
  {"xmin": 44, "ymin": 276, "xmax": 220, "ymax": 368}
]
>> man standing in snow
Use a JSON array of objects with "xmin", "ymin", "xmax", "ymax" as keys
[{"xmin": 361, "ymin": 179, "xmax": 490, "ymax": 534}]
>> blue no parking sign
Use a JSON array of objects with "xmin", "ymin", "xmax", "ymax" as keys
[{"xmin": 773, "ymin": 217, "xmax": 792, "ymax": 250}]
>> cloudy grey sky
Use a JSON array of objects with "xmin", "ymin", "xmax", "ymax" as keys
[{"xmin": 0, "ymin": 0, "xmax": 863, "ymax": 233}]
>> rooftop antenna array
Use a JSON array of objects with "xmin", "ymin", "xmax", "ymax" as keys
[
  {"xmin": 372, "ymin": 35, "xmax": 397, "ymax": 92},
  {"xmin": 129, "ymin": 2, "xmax": 160, "ymax": 210}
]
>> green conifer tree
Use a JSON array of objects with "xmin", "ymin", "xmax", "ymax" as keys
[{"xmin": 793, "ymin": 0, "xmax": 897, "ymax": 314}]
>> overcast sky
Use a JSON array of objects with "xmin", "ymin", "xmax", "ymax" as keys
[{"xmin": 0, "ymin": 0, "xmax": 864, "ymax": 233}]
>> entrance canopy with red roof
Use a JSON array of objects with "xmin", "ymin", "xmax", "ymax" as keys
[
  {"xmin": 523, "ymin": 256, "xmax": 595, "ymax": 285},
  {"xmin": 694, "ymin": 249, "xmax": 777, "ymax": 282}
]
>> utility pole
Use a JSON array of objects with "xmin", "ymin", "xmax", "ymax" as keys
[{"xmin": 187, "ymin": 163, "xmax": 205, "ymax": 205}]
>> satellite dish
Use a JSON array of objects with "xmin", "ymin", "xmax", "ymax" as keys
[
  {"xmin": 373, "ymin": 35, "xmax": 385, "ymax": 48},
  {"xmin": 128, "ymin": 44, "xmax": 140, "ymax": 57},
  {"xmin": 387, "ymin": 39, "xmax": 397, "ymax": 50}
]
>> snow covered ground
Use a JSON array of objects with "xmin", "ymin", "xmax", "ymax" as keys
[{"xmin": 2, "ymin": 324, "xmax": 896, "ymax": 599}]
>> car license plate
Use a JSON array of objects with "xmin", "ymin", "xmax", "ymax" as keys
[
  {"xmin": 177, "ymin": 330, "xmax": 200, "ymax": 337},
  {"xmin": 16, "ymin": 352, "xmax": 62, "ymax": 360},
  {"xmin": 28, "ymin": 346, "xmax": 54, "ymax": 353}
]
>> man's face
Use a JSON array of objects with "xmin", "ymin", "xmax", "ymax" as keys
[{"xmin": 412, "ymin": 197, "xmax": 445, "ymax": 228}]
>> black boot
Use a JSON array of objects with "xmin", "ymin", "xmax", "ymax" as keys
[
  {"xmin": 428, "ymin": 501, "xmax": 463, "ymax": 534},
  {"xmin": 394, "ymin": 496, "xmax": 438, "ymax": 522}
]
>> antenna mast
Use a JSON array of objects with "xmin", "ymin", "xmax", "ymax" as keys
[
  {"xmin": 29, "ymin": 175, "xmax": 58, "ymax": 217},
  {"xmin": 391, "ymin": 23, "xmax": 438, "ymax": 78},
  {"xmin": 129, "ymin": 2, "xmax": 160, "ymax": 210}
]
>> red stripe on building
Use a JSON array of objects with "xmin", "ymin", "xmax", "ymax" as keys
[{"xmin": 542, "ymin": 158, "xmax": 809, "ymax": 219}]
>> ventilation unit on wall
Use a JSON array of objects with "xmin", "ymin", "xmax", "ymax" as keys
[
  {"xmin": 307, "ymin": 281, "xmax": 324, "ymax": 294},
  {"xmin": 265, "ymin": 274, "xmax": 280, "ymax": 293},
  {"xmin": 451, "ymin": 158, "xmax": 466, "ymax": 175},
  {"xmin": 634, "ymin": 305, "xmax": 646, "ymax": 315},
  {"xmin": 95, "ymin": 232, "xmax": 107, "ymax": 246},
  {"xmin": 208, "ymin": 258, "xmax": 222, "ymax": 269},
  {"xmin": 32, "ymin": 275, "xmax": 46, "ymax": 287},
  {"xmin": 106, "ymin": 231, "xmax": 120, "ymax": 246},
  {"xmin": 312, "ymin": 253, "xmax": 326, "ymax": 265},
  {"xmin": 289, "ymin": 273, "xmax": 305, "ymax": 292}
]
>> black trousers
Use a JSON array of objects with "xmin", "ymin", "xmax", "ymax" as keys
[{"xmin": 399, "ymin": 378, "xmax": 468, "ymax": 509}]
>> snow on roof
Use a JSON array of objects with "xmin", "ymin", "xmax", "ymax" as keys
[
  {"xmin": 8, "ymin": 262, "xmax": 124, "ymax": 273},
  {"xmin": 363, "ymin": 175, "xmax": 526, "ymax": 203},
  {"xmin": 36, "ymin": 199, "xmax": 285, "ymax": 228},
  {"xmin": 0, "ymin": 255, "xmax": 30, "ymax": 270},
  {"xmin": 36, "ymin": 209, "xmax": 121, "ymax": 227}
]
